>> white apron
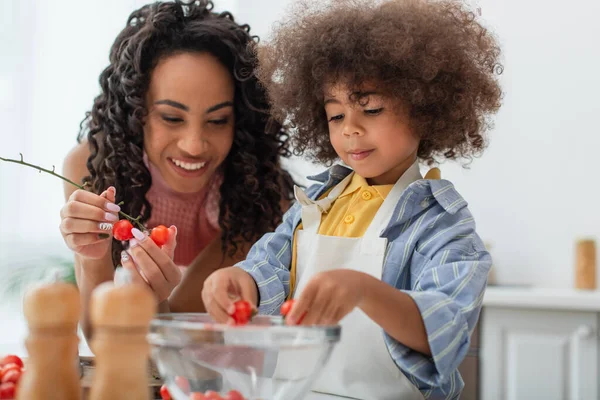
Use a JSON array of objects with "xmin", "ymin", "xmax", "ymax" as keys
[{"xmin": 284, "ymin": 161, "xmax": 425, "ymax": 400}]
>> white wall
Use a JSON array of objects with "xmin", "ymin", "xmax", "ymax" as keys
[{"xmin": 1, "ymin": 0, "xmax": 599, "ymax": 289}]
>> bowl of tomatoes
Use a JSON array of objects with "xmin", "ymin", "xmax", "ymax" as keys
[{"xmin": 148, "ymin": 311, "xmax": 340, "ymax": 400}]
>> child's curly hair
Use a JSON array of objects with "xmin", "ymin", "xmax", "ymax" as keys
[
  {"xmin": 256, "ymin": 0, "xmax": 504, "ymax": 165},
  {"xmin": 78, "ymin": 0, "xmax": 294, "ymax": 264}
]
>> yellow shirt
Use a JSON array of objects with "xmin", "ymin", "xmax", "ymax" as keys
[{"xmin": 289, "ymin": 173, "xmax": 393, "ymax": 296}]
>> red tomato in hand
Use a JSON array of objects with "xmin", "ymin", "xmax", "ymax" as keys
[
  {"xmin": 0, "ymin": 382, "xmax": 16, "ymax": 400},
  {"xmin": 0, "ymin": 369, "xmax": 20, "ymax": 385},
  {"xmin": 189, "ymin": 393, "xmax": 207, "ymax": 400},
  {"xmin": 224, "ymin": 389, "xmax": 245, "ymax": 400},
  {"xmin": 231, "ymin": 300, "xmax": 255, "ymax": 325},
  {"xmin": 280, "ymin": 300, "xmax": 294, "ymax": 316},
  {"xmin": 0, "ymin": 364, "xmax": 21, "ymax": 383},
  {"xmin": 0, "ymin": 356, "xmax": 23, "ymax": 370},
  {"xmin": 160, "ymin": 384, "xmax": 171, "ymax": 400},
  {"xmin": 150, "ymin": 225, "xmax": 170, "ymax": 247},
  {"xmin": 113, "ymin": 220, "xmax": 134, "ymax": 241},
  {"xmin": 280, "ymin": 299, "xmax": 305, "ymax": 324}
]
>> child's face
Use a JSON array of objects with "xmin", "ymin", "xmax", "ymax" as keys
[
  {"xmin": 324, "ymin": 83, "xmax": 419, "ymax": 185},
  {"xmin": 144, "ymin": 52, "xmax": 235, "ymax": 194}
]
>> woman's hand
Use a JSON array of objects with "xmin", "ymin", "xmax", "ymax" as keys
[
  {"xmin": 120, "ymin": 226, "xmax": 181, "ymax": 303},
  {"xmin": 59, "ymin": 186, "xmax": 119, "ymax": 260}
]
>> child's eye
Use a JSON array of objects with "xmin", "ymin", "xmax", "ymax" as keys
[
  {"xmin": 162, "ymin": 115, "xmax": 183, "ymax": 124},
  {"xmin": 364, "ymin": 108, "xmax": 384, "ymax": 116},
  {"xmin": 328, "ymin": 114, "xmax": 344, "ymax": 123},
  {"xmin": 208, "ymin": 118, "xmax": 229, "ymax": 125}
]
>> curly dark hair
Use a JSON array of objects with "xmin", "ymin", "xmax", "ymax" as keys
[
  {"xmin": 77, "ymin": 0, "xmax": 294, "ymax": 265},
  {"xmin": 256, "ymin": 0, "xmax": 504, "ymax": 165}
]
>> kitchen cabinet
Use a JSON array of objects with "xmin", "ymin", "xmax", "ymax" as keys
[{"xmin": 480, "ymin": 288, "xmax": 600, "ymax": 400}]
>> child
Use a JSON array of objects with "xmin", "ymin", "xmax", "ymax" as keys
[{"xmin": 202, "ymin": 0, "xmax": 503, "ymax": 398}]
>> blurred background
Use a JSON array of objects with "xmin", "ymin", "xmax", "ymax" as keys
[{"xmin": 1, "ymin": 1, "xmax": 599, "ymax": 398}]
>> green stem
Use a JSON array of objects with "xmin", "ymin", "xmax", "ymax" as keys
[{"xmin": 0, "ymin": 154, "xmax": 145, "ymax": 230}]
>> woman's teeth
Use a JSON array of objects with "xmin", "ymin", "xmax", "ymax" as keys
[{"xmin": 171, "ymin": 159, "xmax": 206, "ymax": 171}]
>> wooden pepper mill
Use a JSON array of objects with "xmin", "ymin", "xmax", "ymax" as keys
[
  {"xmin": 575, "ymin": 239, "xmax": 597, "ymax": 290},
  {"xmin": 16, "ymin": 274, "xmax": 82, "ymax": 400},
  {"xmin": 88, "ymin": 268, "xmax": 157, "ymax": 400}
]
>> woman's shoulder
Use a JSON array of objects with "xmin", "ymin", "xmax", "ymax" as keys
[{"xmin": 62, "ymin": 141, "xmax": 91, "ymax": 199}]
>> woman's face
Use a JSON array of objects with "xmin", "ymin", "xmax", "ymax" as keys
[{"xmin": 144, "ymin": 52, "xmax": 235, "ymax": 193}]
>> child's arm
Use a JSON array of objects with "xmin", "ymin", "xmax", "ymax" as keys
[{"xmin": 233, "ymin": 201, "xmax": 301, "ymax": 314}]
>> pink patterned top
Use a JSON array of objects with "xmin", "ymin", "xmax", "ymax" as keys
[{"xmin": 143, "ymin": 154, "xmax": 221, "ymax": 267}]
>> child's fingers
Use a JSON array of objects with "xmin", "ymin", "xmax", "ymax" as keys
[
  {"xmin": 202, "ymin": 285, "xmax": 231, "ymax": 323},
  {"xmin": 300, "ymin": 288, "xmax": 329, "ymax": 326},
  {"xmin": 287, "ymin": 285, "xmax": 317, "ymax": 325}
]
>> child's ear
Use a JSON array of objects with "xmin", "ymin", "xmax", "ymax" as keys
[{"xmin": 424, "ymin": 167, "xmax": 441, "ymax": 180}]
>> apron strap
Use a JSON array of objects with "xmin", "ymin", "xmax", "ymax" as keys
[
  {"xmin": 363, "ymin": 160, "xmax": 422, "ymax": 238},
  {"xmin": 293, "ymin": 172, "xmax": 354, "ymax": 235}
]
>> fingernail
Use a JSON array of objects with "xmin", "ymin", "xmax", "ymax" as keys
[
  {"xmin": 129, "ymin": 239, "xmax": 139, "ymax": 248},
  {"xmin": 227, "ymin": 305, "xmax": 236, "ymax": 315},
  {"xmin": 131, "ymin": 228, "xmax": 146, "ymax": 241},
  {"xmin": 104, "ymin": 212, "xmax": 118, "ymax": 222},
  {"xmin": 170, "ymin": 225, "xmax": 178, "ymax": 236},
  {"xmin": 121, "ymin": 251, "xmax": 129, "ymax": 262},
  {"xmin": 99, "ymin": 222, "xmax": 113, "ymax": 231},
  {"xmin": 108, "ymin": 186, "xmax": 116, "ymax": 195},
  {"xmin": 106, "ymin": 202, "xmax": 121, "ymax": 212}
]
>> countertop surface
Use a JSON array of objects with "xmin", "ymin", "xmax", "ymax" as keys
[{"xmin": 483, "ymin": 286, "xmax": 600, "ymax": 311}]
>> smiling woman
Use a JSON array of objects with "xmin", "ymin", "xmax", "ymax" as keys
[{"xmin": 57, "ymin": 0, "xmax": 294, "ymax": 341}]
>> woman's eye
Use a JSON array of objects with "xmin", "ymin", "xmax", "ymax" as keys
[
  {"xmin": 209, "ymin": 118, "xmax": 229, "ymax": 125},
  {"xmin": 162, "ymin": 115, "xmax": 183, "ymax": 123}
]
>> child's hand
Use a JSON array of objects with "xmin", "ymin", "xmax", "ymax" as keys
[
  {"xmin": 202, "ymin": 267, "xmax": 259, "ymax": 324},
  {"xmin": 120, "ymin": 226, "xmax": 181, "ymax": 303},
  {"xmin": 287, "ymin": 270, "xmax": 366, "ymax": 326}
]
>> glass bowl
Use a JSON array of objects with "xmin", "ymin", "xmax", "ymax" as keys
[{"xmin": 148, "ymin": 313, "xmax": 341, "ymax": 400}]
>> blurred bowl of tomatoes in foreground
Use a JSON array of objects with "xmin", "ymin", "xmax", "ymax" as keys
[{"xmin": 148, "ymin": 313, "xmax": 341, "ymax": 400}]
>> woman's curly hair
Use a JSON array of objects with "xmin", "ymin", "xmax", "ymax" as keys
[
  {"xmin": 256, "ymin": 0, "xmax": 504, "ymax": 165},
  {"xmin": 78, "ymin": 0, "xmax": 294, "ymax": 265}
]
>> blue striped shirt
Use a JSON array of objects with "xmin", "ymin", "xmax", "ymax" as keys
[{"xmin": 235, "ymin": 164, "xmax": 491, "ymax": 399}]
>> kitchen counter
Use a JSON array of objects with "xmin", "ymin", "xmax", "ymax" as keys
[{"xmin": 483, "ymin": 286, "xmax": 600, "ymax": 311}]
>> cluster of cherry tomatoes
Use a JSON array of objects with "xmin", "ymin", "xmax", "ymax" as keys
[
  {"xmin": 0, "ymin": 355, "xmax": 24, "ymax": 399},
  {"xmin": 112, "ymin": 220, "xmax": 170, "ymax": 246},
  {"xmin": 159, "ymin": 377, "xmax": 245, "ymax": 400}
]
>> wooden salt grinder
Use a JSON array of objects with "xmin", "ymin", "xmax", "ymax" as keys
[
  {"xmin": 88, "ymin": 268, "xmax": 157, "ymax": 400},
  {"xmin": 16, "ymin": 278, "xmax": 82, "ymax": 400},
  {"xmin": 575, "ymin": 239, "xmax": 597, "ymax": 290}
]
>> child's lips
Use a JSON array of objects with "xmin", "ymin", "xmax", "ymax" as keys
[{"xmin": 348, "ymin": 149, "xmax": 374, "ymax": 161}]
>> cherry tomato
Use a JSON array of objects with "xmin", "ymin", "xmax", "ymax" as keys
[
  {"xmin": 150, "ymin": 225, "xmax": 170, "ymax": 247},
  {"xmin": 0, "ymin": 356, "xmax": 23, "ymax": 370},
  {"xmin": 189, "ymin": 393, "xmax": 207, "ymax": 400},
  {"xmin": 113, "ymin": 219, "xmax": 134, "ymax": 241},
  {"xmin": 280, "ymin": 300, "xmax": 305, "ymax": 324},
  {"xmin": 231, "ymin": 300, "xmax": 255, "ymax": 325},
  {"xmin": 175, "ymin": 376, "xmax": 190, "ymax": 394},
  {"xmin": 160, "ymin": 384, "xmax": 171, "ymax": 400},
  {"xmin": 0, "ymin": 369, "xmax": 20, "ymax": 385},
  {"xmin": 0, "ymin": 364, "xmax": 20, "ymax": 381},
  {"xmin": 0, "ymin": 382, "xmax": 16, "ymax": 400},
  {"xmin": 280, "ymin": 300, "xmax": 294, "ymax": 316},
  {"xmin": 224, "ymin": 389, "xmax": 245, "ymax": 400},
  {"xmin": 204, "ymin": 391, "xmax": 223, "ymax": 400}
]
